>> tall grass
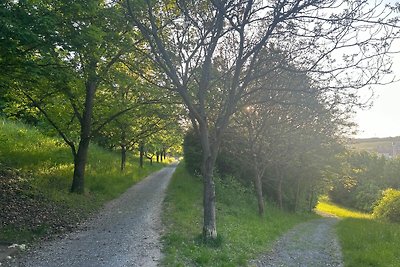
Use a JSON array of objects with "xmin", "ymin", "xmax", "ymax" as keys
[
  {"xmin": 162, "ymin": 164, "xmax": 315, "ymax": 266},
  {"xmin": 337, "ymin": 219, "xmax": 400, "ymax": 267},
  {"xmin": 0, "ymin": 118, "xmax": 169, "ymax": 242},
  {"xmin": 315, "ymin": 197, "xmax": 399, "ymax": 267}
]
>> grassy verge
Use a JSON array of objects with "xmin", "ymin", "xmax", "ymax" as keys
[
  {"xmin": 315, "ymin": 198, "xmax": 399, "ymax": 267},
  {"xmin": 0, "ymin": 119, "xmax": 170, "ymax": 243},
  {"xmin": 336, "ymin": 218, "xmax": 400, "ymax": 267},
  {"xmin": 162, "ymin": 164, "xmax": 316, "ymax": 266}
]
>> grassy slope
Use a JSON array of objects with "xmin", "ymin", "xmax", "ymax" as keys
[
  {"xmin": 315, "ymin": 200, "xmax": 400, "ymax": 267},
  {"xmin": 0, "ymin": 119, "xmax": 169, "ymax": 243},
  {"xmin": 162, "ymin": 164, "xmax": 315, "ymax": 266}
]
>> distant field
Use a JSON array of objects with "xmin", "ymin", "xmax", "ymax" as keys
[{"xmin": 350, "ymin": 136, "xmax": 400, "ymax": 153}]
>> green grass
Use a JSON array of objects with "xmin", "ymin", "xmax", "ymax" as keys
[
  {"xmin": 337, "ymin": 219, "xmax": 400, "ymax": 267},
  {"xmin": 162, "ymin": 164, "xmax": 316, "ymax": 266},
  {"xmin": 315, "ymin": 198, "xmax": 372, "ymax": 219},
  {"xmin": 0, "ymin": 118, "xmax": 170, "ymax": 243},
  {"xmin": 316, "ymin": 198, "xmax": 400, "ymax": 267}
]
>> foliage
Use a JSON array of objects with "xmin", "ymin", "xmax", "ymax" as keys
[
  {"xmin": 337, "ymin": 218, "xmax": 400, "ymax": 267},
  {"xmin": 162, "ymin": 162, "xmax": 315, "ymax": 266},
  {"xmin": 0, "ymin": 118, "xmax": 167, "ymax": 243},
  {"xmin": 373, "ymin": 188, "xmax": 400, "ymax": 223},
  {"xmin": 126, "ymin": 0, "xmax": 399, "ymax": 239},
  {"xmin": 327, "ymin": 151, "xmax": 400, "ymax": 213}
]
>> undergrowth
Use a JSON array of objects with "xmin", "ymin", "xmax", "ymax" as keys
[{"xmin": 162, "ymin": 163, "xmax": 315, "ymax": 266}]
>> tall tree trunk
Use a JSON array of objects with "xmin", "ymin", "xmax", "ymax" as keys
[
  {"xmin": 120, "ymin": 145, "xmax": 127, "ymax": 171},
  {"xmin": 202, "ymin": 156, "xmax": 217, "ymax": 239},
  {"xmin": 308, "ymin": 186, "xmax": 315, "ymax": 212},
  {"xmin": 277, "ymin": 167, "xmax": 283, "ymax": 210},
  {"xmin": 70, "ymin": 79, "xmax": 96, "ymax": 193},
  {"xmin": 139, "ymin": 142, "xmax": 144, "ymax": 168},
  {"xmin": 156, "ymin": 152, "xmax": 160, "ymax": 163},
  {"xmin": 294, "ymin": 176, "xmax": 301, "ymax": 212},
  {"xmin": 254, "ymin": 172, "xmax": 265, "ymax": 216},
  {"xmin": 199, "ymin": 124, "xmax": 217, "ymax": 240}
]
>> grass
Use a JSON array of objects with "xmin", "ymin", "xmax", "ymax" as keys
[
  {"xmin": 337, "ymin": 219, "xmax": 400, "ymax": 267},
  {"xmin": 0, "ymin": 118, "xmax": 171, "ymax": 243},
  {"xmin": 162, "ymin": 164, "xmax": 316, "ymax": 266},
  {"xmin": 315, "ymin": 198, "xmax": 372, "ymax": 219},
  {"xmin": 315, "ymin": 198, "xmax": 400, "ymax": 267}
]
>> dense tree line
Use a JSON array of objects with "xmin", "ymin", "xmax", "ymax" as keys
[
  {"xmin": 1, "ymin": 0, "xmax": 399, "ymax": 240},
  {"xmin": 327, "ymin": 151, "xmax": 400, "ymax": 212},
  {"xmin": 0, "ymin": 0, "xmax": 183, "ymax": 193}
]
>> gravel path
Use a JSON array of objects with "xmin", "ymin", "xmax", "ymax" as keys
[
  {"xmin": 250, "ymin": 218, "xmax": 344, "ymax": 267},
  {"xmin": 8, "ymin": 165, "xmax": 176, "ymax": 267}
]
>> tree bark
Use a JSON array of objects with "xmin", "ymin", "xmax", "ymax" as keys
[
  {"xmin": 276, "ymin": 167, "xmax": 283, "ymax": 210},
  {"xmin": 139, "ymin": 142, "xmax": 144, "ymax": 168},
  {"xmin": 254, "ymin": 172, "xmax": 265, "ymax": 216},
  {"xmin": 294, "ymin": 176, "xmax": 301, "ymax": 212},
  {"xmin": 156, "ymin": 152, "xmax": 160, "ymax": 163},
  {"xmin": 202, "ymin": 157, "xmax": 217, "ymax": 239},
  {"xmin": 199, "ymin": 124, "xmax": 217, "ymax": 240},
  {"xmin": 70, "ymin": 79, "xmax": 96, "ymax": 193},
  {"xmin": 120, "ymin": 145, "xmax": 127, "ymax": 171}
]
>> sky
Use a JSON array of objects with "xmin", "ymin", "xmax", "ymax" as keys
[
  {"xmin": 353, "ymin": 41, "xmax": 400, "ymax": 139},
  {"xmin": 352, "ymin": 0, "xmax": 400, "ymax": 139}
]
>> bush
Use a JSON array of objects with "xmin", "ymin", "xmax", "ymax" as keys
[{"xmin": 373, "ymin": 188, "xmax": 400, "ymax": 223}]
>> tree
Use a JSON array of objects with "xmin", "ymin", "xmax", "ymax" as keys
[
  {"xmin": 93, "ymin": 64, "xmax": 183, "ymax": 170},
  {"xmin": 1, "ymin": 0, "xmax": 138, "ymax": 193},
  {"xmin": 125, "ymin": 0, "xmax": 399, "ymax": 239}
]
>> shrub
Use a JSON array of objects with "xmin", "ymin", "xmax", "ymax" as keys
[{"xmin": 373, "ymin": 188, "xmax": 400, "ymax": 223}]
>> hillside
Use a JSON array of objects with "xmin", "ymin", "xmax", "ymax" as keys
[
  {"xmin": 0, "ymin": 118, "xmax": 167, "ymax": 243},
  {"xmin": 350, "ymin": 136, "xmax": 400, "ymax": 156}
]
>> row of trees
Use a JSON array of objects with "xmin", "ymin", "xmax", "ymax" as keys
[
  {"xmin": 184, "ymin": 56, "xmax": 346, "ymax": 214},
  {"xmin": 1, "ymin": 0, "xmax": 399, "ymax": 240},
  {"xmin": 131, "ymin": 0, "xmax": 399, "ymax": 239},
  {"xmin": 328, "ymin": 151, "xmax": 400, "ymax": 212},
  {"xmin": 0, "ymin": 0, "xmax": 183, "ymax": 194}
]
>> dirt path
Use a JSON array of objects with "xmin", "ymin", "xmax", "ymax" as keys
[
  {"xmin": 250, "ymin": 218, "xmax": 344, "ymax": 267},
  {"xmin": 6, "ymin": 165, "xmax": 176, "ymax": 267}
]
